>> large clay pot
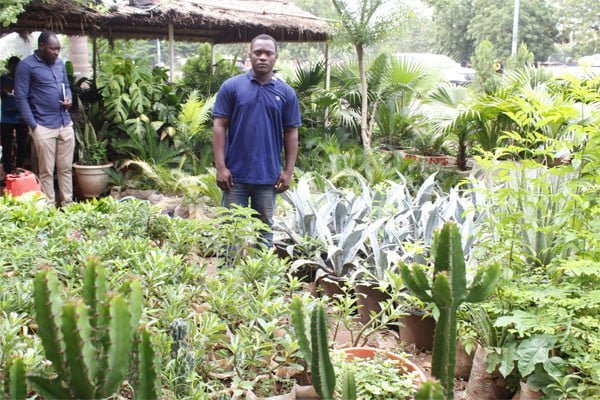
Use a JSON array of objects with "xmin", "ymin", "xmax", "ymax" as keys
[
  {"xmin": 73, "ymin": 162, "xmax": 113, "ymax": 199},
  {"xmin": 245, "ymin": 384, "xmax": 319, "ymax": 400},
  {"xmin": 455, "ymin": 341, "xmax": 475, "ymax": 380},
  {"xmin": 317, "ymin": 274, "xmax": 349, "ymax": 298},
  {"xmin": 465, "ymin": 345, "xmax": 513, "ymax": 400},
  {"xmin": 397, "ymin": 310, "xmax": 436, "ymax": 351},
  {"xmin": 399, "ymin": 150, "xmax": 456, "ymax": 166},
  {"xmin": 512, "ymin": 381, "xmax": 543, "ymax": 400},
  {"xmin": 340, "ymin": 347, "xmax": 428, "ymax": 385},
  {"xmin": 354, "ymin": 281, "xmax": 390, "ymax": 324}
]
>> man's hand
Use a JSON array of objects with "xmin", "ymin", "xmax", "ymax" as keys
[
  {"xmin": 216, "ymin": 167, "xmax": 233, "ymax": 192},
  {"xmin": 61, "ymin": 96, "xmax": 73, "ymax": 110},
  {"xmin": 275, "ymin": 171, "xmax": 293, "ymax": 193}
]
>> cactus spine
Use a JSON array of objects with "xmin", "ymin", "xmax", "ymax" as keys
[
  {"xmin": 401, "ymin": 222, "xmax": 500, "ymax": 399},
  {"xmin": 291, "ymin": 297, "xmax": 356, "ymax": 400},
  {"xmin": 28, "ymin": 259, "xmax": 158, "ymax": 399}
]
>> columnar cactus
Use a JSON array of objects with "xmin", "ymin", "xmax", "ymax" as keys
[
  {"xmin": 401, "ymin": 222, "xmax": 501, "ymax": 399},
  {"xmin": 27, "ymin": 259, "xmax": 157, "ymax": 400},
  {"xmin": 291, "ymin": 298, "xmax": 356, "ymax": 400}
]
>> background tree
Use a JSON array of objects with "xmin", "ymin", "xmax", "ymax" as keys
[
  {"xmin": 426, "ymin": 0, "xmax": 558, "ymax": 63},
  {"xmin": 331, "ymin": 0, "xmax": 408, "ymax": 150},
  {"xmin": 180, "ymin": 43, "xmax": 240, "ymax": 97},
  {"xmin": 467, "ymin": 0, "xmax": 558, "ymax": 62},
  {"xmin": 556, "ymin": 0, "xmax": 600, "ymax": 59},
  {"xmin": 424, "ymin": 0, "xmax": 475, "ymax": 63}
]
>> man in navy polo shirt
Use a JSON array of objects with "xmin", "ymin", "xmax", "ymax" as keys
[
  {"xmin": 212, "ymin": 34, "xmax": 301, "ymax": 248},
  {"xmin": 15, "ymin": 31, "xmax": 74, "ymax": 206}
]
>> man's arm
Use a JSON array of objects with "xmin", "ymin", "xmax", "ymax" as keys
[
  {"xmin": 275, "ymin": 126, "xmax": 298, "ymax": 193},
  {"xmin": 212, "ymin": 117, "xmax": 233, "ymax": 192},
  {"xmin": 14, "ymin": 63, "xmax": 36, "ymax": 129}
]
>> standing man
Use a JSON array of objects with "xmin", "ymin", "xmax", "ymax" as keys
[
  {"xmin": 212, "ymin": 34, "xmax": 301, "ymax": 247},
  {"xmin": 1, "ymin": 56, "xmax": 27, "ymax": 177},
  {"xmin": 15, "ymin": 31, "xmax": 74, "ymax": 206}
]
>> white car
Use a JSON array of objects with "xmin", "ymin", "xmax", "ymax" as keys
[{"xmin": 394, "ymin": 53, "xmax": 475, "ymax": 85}]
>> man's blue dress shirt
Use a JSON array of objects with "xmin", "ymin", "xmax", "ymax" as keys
[{"xmin": 15, "ymin": 52, "xmax": 72, "ymax": 130}]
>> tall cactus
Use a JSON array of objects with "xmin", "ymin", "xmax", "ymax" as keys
[
  {"xmin": 401, "ymin": 222, "xmax": 500, "ymax": 399},
  {"xmin": 4, "ymin": 357, "xmax": 27, "ymax": 400},
  {"xmin": 291, "ymin": 297, "xmax": 356, "ymax": 400},
  {"xmin": 28, "ymin": 259, "xmax": 158, "ymax": 399}
]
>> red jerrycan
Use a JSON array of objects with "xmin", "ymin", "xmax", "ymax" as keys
[{"xmin": 4, "ymin": 168, "xmax": 42, "ymax": 197}]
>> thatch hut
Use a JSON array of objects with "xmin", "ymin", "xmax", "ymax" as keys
[{"xmin": 1, "ymin": 0, "xmax": 328, "ymax": 43}]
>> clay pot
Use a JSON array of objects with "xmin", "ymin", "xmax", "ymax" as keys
[
  {"xmin": 73, "ymin": 162, "xmax": 113, "ymax": 199},
  {"xmin": 246, "ymin": 384, "xmax": 319, "ymax": 400},
  {"xmin": 317, "ymin": 274, "xmax": 349, "ymax": 298},
  {"xmin": 399, "ymin": 150, "xmax": 456, "ymax": 166},
  {"xmin": 397, "ymin": 310, "xmax": 436, "ymax": 351},
  {"xmin": 512, "ymin": 381, "xmax": 543, "ymax": 400},
  {"xmin": 455, "ymin": 341, "xmax": 475, "ymax": 380},
  {"xmin": 354, "ymin": 282, "xmax": 390, "ymax": 324},
  {"xmin": 465, "ymin": 345, "xmax": 513, "ymax": 400},
  {"xmin": 340, "ymin": 347, "xmax": 427, "ymax": 385}
]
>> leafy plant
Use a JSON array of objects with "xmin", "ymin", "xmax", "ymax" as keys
[
  {"xmin": 331, "ymin": 352, "xmax": 419, "ymax": 399},
  {"xmin": 73, "ymin": 98, "xmax": 111, "ymax": 165}
]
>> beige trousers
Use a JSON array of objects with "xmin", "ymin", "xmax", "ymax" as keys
[{"xmin": 29, "ymin": 124, "xmax": 75, "ymax": 206}]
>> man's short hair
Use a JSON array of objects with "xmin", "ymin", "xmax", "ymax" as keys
[
  {"xmin": 250, "ymin": 34, "xmax": 278, "ymax": 53},
  {"xmin": 38, "ymin": 31, "xmax": 58, "ymax": 47}
]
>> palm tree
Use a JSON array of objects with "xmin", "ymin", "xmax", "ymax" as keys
[
  {"xmin": 424, "ymin": 84, "xmax": 476, "ymax": 170},
  {"xmin": 331, "ymin": 0, "xmax": 405, "ymax": 150}
]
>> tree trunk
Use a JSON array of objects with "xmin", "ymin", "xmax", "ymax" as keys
[
  {"xmin": 356, "ymin": 44, "xmax": 370, "ymax": 150},
  {"xmin": 69, "ymin": 36, "xmax": 91, "ymax": 79}
]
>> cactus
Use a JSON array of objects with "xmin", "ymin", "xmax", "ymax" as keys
[
  {"xmin": 27, "ymin": 259, "xmax": 158, "ymax": 399},
  {"xmin": 291, "ymin": 297, "xmax": 356, "ymax": 400},
  {"xmin": 5, "ymin": 357, "xmax": 27, "ymax": 400},
  {"xmin": 401, "ymin": 222, "xmax": 501, "ymax": 399},
  {"xmin": 137, "ymin": 328, "xmax": 159, "ymax": 400}
]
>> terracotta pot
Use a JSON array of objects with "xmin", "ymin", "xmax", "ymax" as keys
[
  {"xmin": 397, "ymin": 310, "xmax": 436, "ymax": 351},
  {"xmin": 399, "ymin": 150, "xmax": 455, "ymax": 166},
  {"xmin": 340, "ymin": 347, "xmax": 427, "ymax": 385},
  {"xmin": 354, "ymin": 282, "xmax": 390, "ymax": 324},
  {"xmin": 512, "ymin": 381, "xmax": 543, "ymax": 400},
  {"xmin": 245, "ymin": 384, "xmax": 319, "ymax": 400},
  {"xmin": 465, "ymin": 345, "xmax": 513, "ymax": 400},
  {"xmin": 317, "ymin": 274, "xmax": 349, "ymax": 298},
  {"xmin": 455, "ymin": 341, "xmax": 475, "ymax": 380}
]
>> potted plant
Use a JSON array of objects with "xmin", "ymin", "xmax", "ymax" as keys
[
  {"xmin": 404, "ymin": 127, "xmax": 454, "ymax": 166},
  {"xmin": 291, "ymin": 298, "xmax": 427, "ymax": 400},
  {"xmin": 73, "ymin": 113, "xmax": 114, "ymax": 199}
]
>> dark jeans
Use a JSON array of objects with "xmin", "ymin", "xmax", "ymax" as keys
[
  {"xmin": 1, "ymin": 122, "xmax": 27, "ymax": 174},
  {"xmin": 222, "ymin": 183, "xmax": 277, "ymax": 248}
]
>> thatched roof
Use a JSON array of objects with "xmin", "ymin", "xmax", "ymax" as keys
[{"xmin": 1, "ymin": 0, "xmax": 329, "ymax": 43}]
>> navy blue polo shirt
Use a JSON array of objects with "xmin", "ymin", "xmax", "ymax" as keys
[
  {"xmin": 213, "ymin": 71, "xmax": 301, "ymax": 185},
  {"xmin": 14, "ymin": 52, "xmax": 72, "ymax": 130}
]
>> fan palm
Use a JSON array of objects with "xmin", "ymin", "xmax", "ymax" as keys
[{"xmin": 425, "ymin": 84, "xmax": 477, "ymax": 170}]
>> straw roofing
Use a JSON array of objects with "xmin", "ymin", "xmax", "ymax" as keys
[{"xmin": 1, "ymin": 0, "xmax": 328, "ymax": 43}]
